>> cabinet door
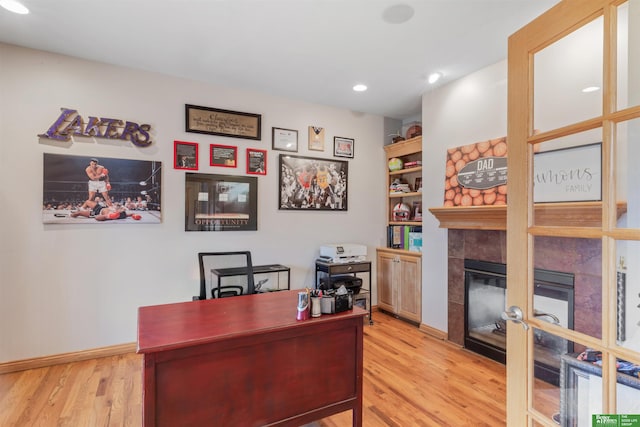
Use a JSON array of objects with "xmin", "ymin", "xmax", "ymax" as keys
[
  {"xmin": 376, "ymin": 252, "xmax": 396, "ymax": 312},
  {"xmin": 397, "ymin": 254, "xmax": 421, "ymax": 322}
]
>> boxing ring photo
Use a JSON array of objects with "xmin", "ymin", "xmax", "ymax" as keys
[{"xmin": 42, "ymin": 153, "xmax": 162, "ymax": 224}]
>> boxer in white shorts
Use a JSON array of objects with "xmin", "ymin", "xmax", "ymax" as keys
[{"xmin": 85, "ymin": 158, "xmax": 113, "ymax": 206}]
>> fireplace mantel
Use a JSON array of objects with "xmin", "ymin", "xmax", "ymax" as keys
[{"xmin": 429, "ymin": 202, "xmax": 627, "ymax": 230}]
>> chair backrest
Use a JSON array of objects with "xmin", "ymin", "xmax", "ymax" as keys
[{"xmin": 198, "ymin": 251, "xmax": 255, "ymax": 299}]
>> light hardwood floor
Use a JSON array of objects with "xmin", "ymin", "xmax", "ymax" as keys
[{"xmin": 0, "ymin": 312, "xmax": 507, "ymax": 426}]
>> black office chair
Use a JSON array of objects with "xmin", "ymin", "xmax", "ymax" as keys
[{"xmin": 198, "ymin": 251, "xmax": 256, "ymax": 299}]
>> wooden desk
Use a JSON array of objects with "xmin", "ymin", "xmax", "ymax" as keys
[{"xmin": 137, "ymin": 290, "xmax": 366, "ymax": 427}]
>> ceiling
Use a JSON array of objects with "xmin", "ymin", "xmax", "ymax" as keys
[{"xmin": 0, "ymin": 0, "xmax": 559, "ymax": 120}]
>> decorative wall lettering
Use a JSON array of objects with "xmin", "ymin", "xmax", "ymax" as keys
[
  {"xmin": 533, "ymin": 142, "xmax": 602, "ymax": 202},
  {"xmin": 39, "ymin": 108, "xmax": 153, "ymax": 147}
]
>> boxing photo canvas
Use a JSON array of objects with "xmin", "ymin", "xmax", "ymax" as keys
[{"xmin": 42, "ymin": 153, "xmax": 162, "ymax": 224}]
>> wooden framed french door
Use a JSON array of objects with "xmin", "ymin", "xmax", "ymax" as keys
[{"xmin": 507, "ymin": 0, "xmax": 640, "ymax": 425}]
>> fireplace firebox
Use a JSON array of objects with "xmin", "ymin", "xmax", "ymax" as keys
[{"xmin": 464, "ymin": 259, "xmax": 575, "ymax": 385}]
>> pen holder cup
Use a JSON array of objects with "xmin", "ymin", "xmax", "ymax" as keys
[{"xmin": 311, "ymin": 297, "xmax": 322, "ymax": 318}]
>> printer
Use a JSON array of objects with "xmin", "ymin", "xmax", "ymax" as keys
[{"xmin": 319, "ymin": 243, "xmax": 367, "ymax": 263}]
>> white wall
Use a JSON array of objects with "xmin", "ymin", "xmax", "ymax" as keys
[
  {"xmin": 0, "ymin": 43, "xmax": 386, "ymax": 362},
  {"xmin": 420, "ymin": 60, "xmax": 509, "ymax": 332}
]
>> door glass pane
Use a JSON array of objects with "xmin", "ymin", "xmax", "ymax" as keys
[
  {"xmin": 617, "ymin": 1, "xmax": 640, "ymax": 111},
  {"xmin": 533, "ymin": 129, "xmax": 603, "ymax": 227},
  {"xmin": 616, "ymin": 355, "xmax": 640, "ymax": 415},
  {"xmin": 562, "ymin": 349, "xmax": 640, "ymax": 421},
  {"xmin": 560, "ymin": 347, "xmax": 605, "ymax": 425},
  {"xmin": 615, "ymin": 240, "xmax": 640, "ymax": 352},
  {"xmin": 532, "ymin": 332, "xmax": 582, "ymax": 425},
  {"xmin": 534, "ymin": 17, "xmax": 603, "ymax": 133},
  {"xmin": 615, "ymin": 118, "xmax": 640, "ymax": 229},
  {"xmin": 533, "ymin": 236, "xmax": 602, "ymax": 340}
]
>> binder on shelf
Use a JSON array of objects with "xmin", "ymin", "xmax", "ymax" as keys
[
  {"xmin": 387, "ymin": 225, "xmax": 422, "ymax": 251},
  {"xmin": 409, "ymin": 231, "xmax": 422, "ymax": 252},
  {"xmin": 391, "ymin": 225, "xmax": 403, "ymax": 249}
]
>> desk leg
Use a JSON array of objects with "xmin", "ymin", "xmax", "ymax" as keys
[
  {"xmin": 354, "ymin": 321, "xmax": 364, "ymax": 427},
  {"xmin": 142, "ymin": 356, "xmax": 156, "ymax": 427},
  {"xmin": 368, "ymin": 271, "xmax": 373, "ymax": 325}
]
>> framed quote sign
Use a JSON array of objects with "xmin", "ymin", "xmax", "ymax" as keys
[{"xmin": 186, "ymin": 104, "xmax": 261, "ymax": 140}]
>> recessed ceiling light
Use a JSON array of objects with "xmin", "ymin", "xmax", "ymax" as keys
[
  {"xmin": 382, "ymin": 4, "xmax": 415, "ymax": 24},
  {"xmin": 582, "ymin": 86, "xmax": 600, "ymax": 93},
  {"xmin": 0, "ymin": 0, "xmax": 29, "ymax": 14},
  {"xmin": 428, "ymin": 72, "xmax": 442, "ymax": 84},
  {"xmin": 353, "ymin": 84, "xmax": 367, "ymax": 92}
]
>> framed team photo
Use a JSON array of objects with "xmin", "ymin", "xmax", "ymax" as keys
[{"xmin": 278, "ymin": 154, "xmax": 348, "ymax": 211}]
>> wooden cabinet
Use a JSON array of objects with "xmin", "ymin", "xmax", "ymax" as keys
[
  {"xmin": 376, "ymin": 248, "xmax": 421, "ymax": 323},
  {"xmin": 377, "ymin": 136, "xmax": 422, "ymax": 324}
]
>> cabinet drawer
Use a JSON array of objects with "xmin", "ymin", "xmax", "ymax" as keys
[{"xmin": 322, "ymin": 262, "xmax": 371, "ymax": 274}]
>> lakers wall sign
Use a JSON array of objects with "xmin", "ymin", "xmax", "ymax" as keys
[{"xmin": 39, "ymin": 107, "xmax": 153, "ymax": 147}]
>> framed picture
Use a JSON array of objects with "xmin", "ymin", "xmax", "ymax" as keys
[
  {"xmin": 185, "ymin": 173, "xmax": 258, "ymax": 231},
  {"xmin": 272, "ymin": 127, "xmax": 298, "ymax": 152},
  {"xmin": 210, "ymin": 144, "xmax": 237, "ymax": 168},
  {"xmin": 246, "ymin": 148, "xmax": 267, "ymax": 175},
  {"xmin": 333, "ymin": 136, "xmax": 354, "ymax": 158},
  {"xmin": 533, "ymin": 142, "xmax": 602, "ymax": 202},
  {"xmin": 42, "ymin": 153, "xmax": 162, "ymax": 224},
  {"xmin": 174, "ymin": 140, "xmax": 198, "ymax": 170},
  {"xmin": 443, "ymin": 136, "xmax": 507, "ymax": 207},
  {"xmin": 414, "ymin": 177, "xmax": 422, "ymax": 192},
  {"xmin": 308, "ymin": 126, "xmax": 325, "ymax": 151},
  {"xmin": 185, "ymin": 104, "xmax": 261, "ymax": 140},
  {"xmin": 278, "ymin": 154, "xmax": 348, "ymax": 211}
]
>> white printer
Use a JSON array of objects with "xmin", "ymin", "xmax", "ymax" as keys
[{"xmin": 319, "ymin": 243, "xmax": 367, "ymax": 263}]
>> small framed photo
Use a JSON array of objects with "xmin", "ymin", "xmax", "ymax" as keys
[
  {"xmin": 246, "ymin": 148, "xmax": 267, "ymax": 175},
  {"xmin": 333, "ymin": 137, "xmax": 354, "ymax": 158},
  {"xmin": 272, "ymin": 127, "xmax": 298, "ymax": 152},
  {"xmin": 174, "ymin": 140, "xmax": 198, "ymax": 170},
  {"xmin": 308, "ymin": 126, "xmax": 325, "ymax": 151},
  {"xmin": 414, "ymin": 177, "xmax": 423, "ymax": 192},
  {"xmin": 210, "ymin": 144, "xmax": 237, "ymax": 168}
]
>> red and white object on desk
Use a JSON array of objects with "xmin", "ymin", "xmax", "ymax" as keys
[{"xmin": 296, "ymin": 291, "xmax": 310, "ymax": 320}]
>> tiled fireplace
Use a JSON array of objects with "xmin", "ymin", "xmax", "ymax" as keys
[{"xmin": 447, "ymin": 229, "xmax": 602, "ymax": 350}]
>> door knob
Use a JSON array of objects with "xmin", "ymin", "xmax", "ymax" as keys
[{"xmin": 501, "ymin": 306, "xmax": 529, "ymax": 331}]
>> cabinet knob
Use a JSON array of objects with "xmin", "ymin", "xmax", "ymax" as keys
[{"xmin": 347, "ymin": 266, "xmax": 353, "ymax": 271}]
